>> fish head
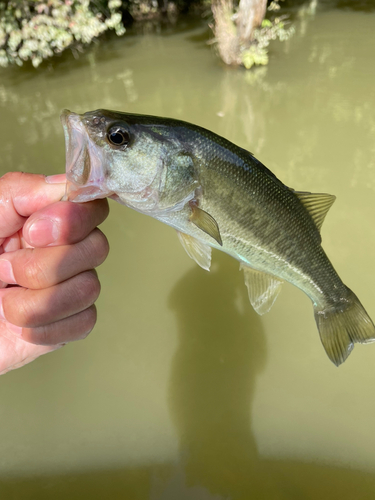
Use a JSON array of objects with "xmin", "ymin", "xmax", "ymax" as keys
[{"xmin": 61, "ymin": 109, "xmax": 198, "ymax": 212}]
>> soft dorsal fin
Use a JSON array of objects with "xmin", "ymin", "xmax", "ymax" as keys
[
  {"xmin": 240, "ymin": 263, "xmax": 283, "ymax": 315},
  {"xmin": 177, "ymin": 231, "xmax": 212, "ymax": 271},
  {"xmin": 294, "ymin": 191, "xmax": 336, "ymax": 232}
]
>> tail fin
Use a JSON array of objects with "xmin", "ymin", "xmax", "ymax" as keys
[{"xmin": 314, "ymin": 287, "xmax": 375, "ymax": 366}]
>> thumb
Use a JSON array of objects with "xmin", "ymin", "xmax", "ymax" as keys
[{"xmin": 0, "ymin": 173, "xmax": 66, "ymax": 240}]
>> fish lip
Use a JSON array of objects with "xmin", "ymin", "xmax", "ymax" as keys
[
  {"xmin": 60, "ymin": 108, "xmax": 73, "ymax": 126},
  {"xmin": 60, "ymin": 109, "xmax": 114, "ymax": 202},
  {"xmin": 60, "ymin": 110, "xmax": 88, "ymax": 184}
]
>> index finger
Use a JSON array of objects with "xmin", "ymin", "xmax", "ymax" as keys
[
  {"xmin": 23, "ymin": 198, "xmax": 109, "ymax": 247},
  {"xmin": 0, "ymin": 172, "xmax": 66, "ymax": 241}
]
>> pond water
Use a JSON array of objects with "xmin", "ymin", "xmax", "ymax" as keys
[{"xmin": 1, "ymin": 1, "xmax": 375, "ymax": 498}]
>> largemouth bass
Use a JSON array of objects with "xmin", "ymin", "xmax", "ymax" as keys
[{"xmin": 61, "ymin": 109, "xmax": 375, "ymax": 366}]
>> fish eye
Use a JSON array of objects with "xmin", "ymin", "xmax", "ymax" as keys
[{"xmin": 107, "ymin": 126, "xmax": 130, "ymax": 147}]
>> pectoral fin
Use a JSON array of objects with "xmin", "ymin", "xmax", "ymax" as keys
[
  {"xmin": 189, "ymin": 204, "xmax": 223, "ymax": 246},
  {"xmin": 240, "ymin": 264, "xmax": 283, "ymax": 315},
  {"xmin": 177, "ymin": 231, "xmax": 212, "ymax": 271}
]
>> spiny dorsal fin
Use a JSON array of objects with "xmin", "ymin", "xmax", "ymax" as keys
[
  {"xmin": 177, "ymin": 231, "xmax": 212, "ymax": 271},
  {"xmin": 240, "ymin": 264, "xmax": 283, "ymax": 315},
  {"xmin": 294, "ymin": 191, "xmax": 336, "ymax": 232},
  {"xmin": 189, "ymin": 204, "xmax": 223, "ymax": 246}
]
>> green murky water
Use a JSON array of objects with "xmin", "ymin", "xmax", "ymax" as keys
[{"xmin": 1, "ymin": 2, "xmax": 375, "ymax": 498}]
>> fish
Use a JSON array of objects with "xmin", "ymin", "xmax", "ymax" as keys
[{"xmin": 60, "ymin": 108, "xmax": 375, "ymax": 366}]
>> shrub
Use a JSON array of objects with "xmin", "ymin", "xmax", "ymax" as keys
[{"xmin": 0, "ymin": 0, "xmax": 125, "ymax": 68}]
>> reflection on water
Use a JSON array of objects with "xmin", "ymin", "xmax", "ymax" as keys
[
  {"xmin": 1, "ymin": 1, "xmax": 375, "ymax": 499},
  {"xmin": 334, "ymin": 0, "xmax": 375, "ymax": 11}
]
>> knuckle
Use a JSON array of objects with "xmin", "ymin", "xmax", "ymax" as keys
[
  {"xmin": 91, "ymin": 228, "xmax": 110, "ymax": 264},
  {"xmin": 76, "ymin": 271, "xmax": 101, "ymax": 307},
  {"xmin": 97, "ymin": 234, "xmax": 110, "ymax": 265},
  {"xmin": 93, "ymin": 198, "xmax": 110, "ymax": 225},
  {"xmin": 80, "ymin": 229, "xmax": 110, "ymax": 268}
]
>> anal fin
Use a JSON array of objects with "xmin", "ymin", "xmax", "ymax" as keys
[
  {"xmin": 177, "ymin": 231, "xmax": 212, "ymax": 271},
  {"xmin": 240, "ymin": 264, "xmax": 283, "ymax": 315}
]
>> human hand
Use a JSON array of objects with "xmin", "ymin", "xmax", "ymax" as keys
[{"xmin": 0, "ymin": 172, "xmax": 109, "ymax": 375}]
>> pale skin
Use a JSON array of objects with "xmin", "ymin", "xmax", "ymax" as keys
[{"xmin": 0, "ymin": 172, "xmax": 109, "ymax": 375}]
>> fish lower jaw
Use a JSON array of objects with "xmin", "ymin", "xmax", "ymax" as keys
[{"xmin": 64, "ymin": 179, "xmax": 114, "ymax": 202}]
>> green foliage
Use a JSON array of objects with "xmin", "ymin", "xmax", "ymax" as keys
[
  {"xmin": 241, "ymin": 15, "xmax": 295, "ymax": 69},
  {"xmin": 241, "ymin": 44, "xmax": 268, "ymax": 69},
  {"xmin": 0, "ymin": 0, "xmax": 125, "ymax": 68},
  {"xmin": 128, "ymin": 0, "xmax": 160, "ymax": 20}
]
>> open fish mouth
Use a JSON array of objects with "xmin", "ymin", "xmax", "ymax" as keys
[{"xmin": 60, "ymin": 109, "xmax": 113, "ymax": 202}]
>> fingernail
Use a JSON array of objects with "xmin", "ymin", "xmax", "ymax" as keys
[
  {"xmin": 6, "ymin": 323, "xmax": 23, "ymax": 337},
  {"xmin": 28, "ymin": 218, "xmax": 58, "ymax": 247},
  {"xmin": 46, "ymin": 174, "xmax": 66, "ymax": 184},
  {"xmin": 0, "ymin": 259, "xmax": 16, "ymax": 285}
]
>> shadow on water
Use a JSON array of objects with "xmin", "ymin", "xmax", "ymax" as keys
[
  {"xmin": 2, "ymin": 254, "xmax": 375, "ymax": 499},
  {"xmin": 167, "ymin": 252, "xmax": 268, "ymax": 497}
]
